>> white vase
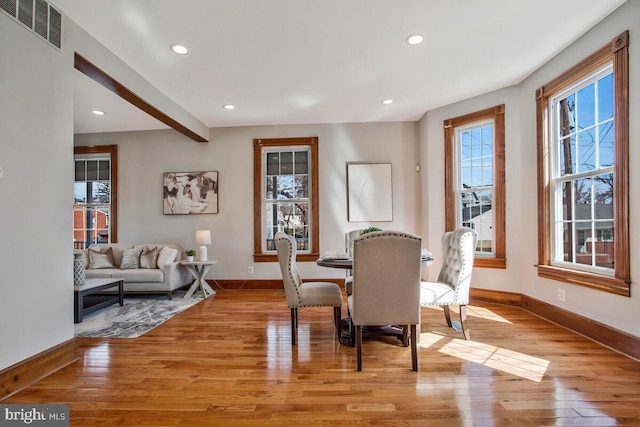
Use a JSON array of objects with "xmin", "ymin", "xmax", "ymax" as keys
[
  {"xmin": 73, "ymin": 253, "xmax": 85, "ymax": 285},
  {"xmin": 186, "ymin": 255, "xmax": 194, "ymax": 262}
]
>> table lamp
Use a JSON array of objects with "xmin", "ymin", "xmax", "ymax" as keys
[{"xmin": 195, "ymin": 229, "xmax": 211, "ymax": 261}]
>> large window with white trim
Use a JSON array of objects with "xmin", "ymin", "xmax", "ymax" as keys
[{"xmin": 536, "ymin": 31, "xmax": 629, "ymax": 296}]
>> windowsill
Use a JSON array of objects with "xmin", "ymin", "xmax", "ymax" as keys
[
  {"xmin": 536, "ymin": 264, "xmax": 630, "ymax": 297},
  {"xmin": 254, "ymin": 253, "xmax": 320, "ymax": 263},
  {"xmin": 474, "ymin": 257, "xmax": 506, "ymax": 269}
]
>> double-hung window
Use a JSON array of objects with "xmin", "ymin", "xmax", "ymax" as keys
[
  {"xmin": 73, "ymin": 145, "xmax": 118, "ymax": 249},
  {"xmin": 253, "ymin": 137, "xmax": 319, "ymax": 262},
  {"xmin": 444, "ymin": 105, "xmax": 506, "ymax": 268},
  {"xmin": 536, "ymin": 31, "xmax": 629, "ymax": 296}
]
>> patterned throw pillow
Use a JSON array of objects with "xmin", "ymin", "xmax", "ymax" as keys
[
  {"xmin": 120, "ymin": 247, "xmax": 143, "ymax": 270},
  {"xmin": 140, "ymin": 246, "xmax": 158, "ymax": 269},
  {"xmin": 88, "ymin": 247, "xmax": 116, "ymax": 269}
]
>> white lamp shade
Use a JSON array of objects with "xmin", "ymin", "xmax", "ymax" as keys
[{"xmin": 195, "ymin": 230, "xmax": 212, "ymax": 245}]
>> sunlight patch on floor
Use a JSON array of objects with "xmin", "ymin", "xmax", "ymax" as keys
[
  {"xmin": 419, "ymin": 332, "xmax": 549, "ymax": 382},
  {"xmin": 437, "ymin": 338, "xmax": 550, "ymax": 382},
  {"xmin": 421, "ymin": 305, "xmax": 512, "ymax": 324}
]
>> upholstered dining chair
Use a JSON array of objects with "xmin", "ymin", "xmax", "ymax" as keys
[
  {"xmin": 420, "ymin": 227, "xmax": 477, "ymax": 340},
  {"xmin": 348, "ymin": 230, "xmax": 422, "ymax": 371},
  {"xmin": 275, "ymin": 231, "xmax": 343, "ymax": 345},
  {"xmin": 344, "ymin": 229, "xmax": 363, "ymax": 295}
]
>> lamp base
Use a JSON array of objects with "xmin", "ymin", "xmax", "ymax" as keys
[{"xmin": 197, "ymin": 246, "xmax": 208, "ymax": 261}]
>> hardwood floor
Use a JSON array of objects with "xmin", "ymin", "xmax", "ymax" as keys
[{"xmin": 5, "ymin": 289, "xmax": 640, "ymax": 426}]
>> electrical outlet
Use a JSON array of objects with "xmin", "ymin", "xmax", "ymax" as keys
[
  {"xmin": 557, "ymin": 289, "xmax": 566, "ymax": 302},
  {"xmin": 248, "ymin": 266, "xmax": 254, "ymax": 275}
]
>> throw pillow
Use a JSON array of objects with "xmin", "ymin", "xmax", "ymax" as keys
[
  {"xmin": 140, "ymin": 246, "xmax": 158, "ymax": 269},
  {"xmin": 88, "ymin": 247, "xmax": 116, "ymax": 269},
  {"xmin": 157, "ymin": 246, "xmax": 178, "ymax": 269},
  {"xmin": 120, "ymin": 247, "xmax": 143, "ymax": 270}
]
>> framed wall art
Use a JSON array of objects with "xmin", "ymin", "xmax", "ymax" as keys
[
  {"xmin": 163, "ymin": 171, "xmax": 218, "ymax": 214},
  {"xmin": 346, "ymin": 162, "xmax": 392, "ymax": 222}
]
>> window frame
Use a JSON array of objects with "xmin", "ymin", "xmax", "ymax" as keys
[
  {"xmin": 444, "ymin": 104, "xmax": 506, "ymax": 268},
  {"xmin": 74, "ymin": 145, "xmax": 118, "ymax": 246},
  {"xmin": 535, "ymin": 31, "xmax": 630, "ymax": 296},
  {"xmin": 253, "ymin": 137, "xmax": 320, "ymax": 262}
]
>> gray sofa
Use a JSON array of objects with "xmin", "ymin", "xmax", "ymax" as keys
[{"xmin": 77, "ymin": 243, "xmax": 192, "ymax": 299}]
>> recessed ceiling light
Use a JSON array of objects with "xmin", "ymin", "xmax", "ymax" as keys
[
  {"xmin": 381, "ymin": 99, "xmax": 393, "ymax": 105},
  {"xmin": 170, "ymin": 43, "xmax": 189, "ymax": 54},
  {"xmin": 92, "ymin": 110, "xmax": 105, "ymax": 115},
  {"xmin": 223, "ymin": 104, "xmax": 235, "ymax": 110},
  {"xmin": 406, "ymin": 34, "xmax": 424, "ymax": 45}
]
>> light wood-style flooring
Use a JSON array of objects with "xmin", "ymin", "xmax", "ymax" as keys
[{"xmin": 5, "ymin": 289, "xmax": 640, "ymax": 426}]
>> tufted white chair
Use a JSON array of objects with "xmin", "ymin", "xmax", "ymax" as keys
[
  {"xmin": 348, "ymin": 230, "xmax": 422, "ymax": 371},
  {"xmin": 420, "ymin": 227, "xmax": 477, "ymax": 340},
  {"xmin": 275, "ymin": 231, "xmax": 343, "ymax": 345}
]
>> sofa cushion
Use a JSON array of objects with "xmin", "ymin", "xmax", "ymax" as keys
[
  {"xmin": 157, "ymin": 246, "xmax": 178, "ymax": 269},
  {"xmin": 89, "ymin": 247, "xmax": 117, "ymax": 269},
  {"xmin": 140, "ymin": 246, "xmax": 158, "ymax": 269},
  {"xmin": 120, "ymin": 247, "xmax": 142, "ymax": 269}
]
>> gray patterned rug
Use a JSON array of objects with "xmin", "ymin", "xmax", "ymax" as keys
[{"xmin": 74, "ymin": 291, "xmax": 205, "ymax": 338}]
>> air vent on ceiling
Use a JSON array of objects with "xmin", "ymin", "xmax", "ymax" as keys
[{"xmin": 0, "ymin": 0, "xmax": 62, "ymax": 49}]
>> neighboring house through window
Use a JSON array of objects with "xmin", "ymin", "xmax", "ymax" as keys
[
  {"xmin": 253, "ymin": 137, "xmax": 319, "ymax": 262},
  {"xmin": 444, "ymin": 105, "xmax": 506, "ymax": 268},
  {"xmin": 73, "ymin": 145, "xmax": 118, "ymax": 248},
  {"xmin": 536, "ymin": 31, "xmax": 629, "ymax": 296}
]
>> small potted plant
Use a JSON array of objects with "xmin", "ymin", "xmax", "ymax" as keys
[
  {"xmin": 360, "ymin": 226, "xmax": 382, "ymax": 235},
  {"xmin": 185, "ymin": 249, "xmax": 196, "ymax": 262}
]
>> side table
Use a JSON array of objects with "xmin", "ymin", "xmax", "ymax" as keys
[{"xmin": 180, "ymin": 260, "xmax": 219, "ymax": 299}]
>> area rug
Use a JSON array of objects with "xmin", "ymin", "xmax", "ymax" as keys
[{"xmin": 74, "ymin": 291, "xmax": 205, "ymax": 338}]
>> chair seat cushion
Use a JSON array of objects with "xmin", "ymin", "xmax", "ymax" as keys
[
  {"xmin": 298, "ymin": 282, "xmax": 343, "ymax": 307},
  {"xmin": 420, "ymin": 281, "xmax": 457, "ymax": 305}
]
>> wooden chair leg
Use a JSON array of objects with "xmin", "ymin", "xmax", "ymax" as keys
[
  {"xmin": 459, "ymin": 305, "xmax": 470, "ymax": 340},
  {"xmin": 333, "ymin": 306, "xmax": 342, "ymax": 338},
  {"xmin": 402, "ymin": 325, "xmax": 409, "ymax": 347},
  {"xmin": 356, "ymin": 325, "xmax": 363, "ymax": 371},
  {"xmin": 443, "ymin": 305, "xmax": 452, "ymax": 327},
  {"xmin": 411, "ymin": 324, "xmax": 418, "ymax": 371},
  {"xmin": 290, "ymin": 308, "xmax": 297, "ymax": 345}
]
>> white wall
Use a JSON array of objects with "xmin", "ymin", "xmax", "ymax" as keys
[
  {"xmin": 0, "ymin": 14, "xmax": 74, "ymax": 369},
  {"xmin": 419, "ymin": 86, "xmax": 522, "ymax": 294},
  {"xmin": 419, "ymin": 0, "xmax": 638, "ymax": 337},
  {"xmin": 74, "ymin": 121, "xmax": 420, "ymax": 281},
  {"xmin": 517, "ymin": 1, "xmax": 639, "ymax": 337}
]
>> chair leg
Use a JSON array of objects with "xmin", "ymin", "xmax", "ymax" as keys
[
  {"xmin": 443, "ymin": 305, "xmax": 453, "ymax": 327},
  {"xmin": 333, "ymin": 306, "xmax": 342, "ymax": 338},
  {"xmin": 290, "ymin": 308, "xmax": 298, "ymax": 345},
  {"xmin": 356, "ymin": 325, "xmax": 363, "ymax": 371},
  {"xmin": 459, "ymin": 305, "xmax": 470, "ymax": 340},
  {"xmin": 411, "ymin": 324, "xmax": 418, "ymax": 371},
  {"xmin": 402, "ymin": 325, "xmax": 409, "ymax": 347}
]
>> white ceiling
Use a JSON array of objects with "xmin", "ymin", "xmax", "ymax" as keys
[{"xmin": 51, "ymin": 0, "xmax": 626, "ymax": 135}]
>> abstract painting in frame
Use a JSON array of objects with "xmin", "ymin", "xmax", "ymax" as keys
[
  {"xmin": 163, "ymin": 171, "xmax": 219, "ymax": 214},
  {"xmin": 346, "ymin": 162, "xmax": 392, "ymax": 222}
]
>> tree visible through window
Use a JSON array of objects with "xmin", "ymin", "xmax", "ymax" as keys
[
  {"xmin": 73, "ymin": 145, "xmax": 118, "ymax": 249},
  {"xmin": 253, "ymin": 137, "xmax": 319, "ymax": 262},
  {"xmin": 536, "ymin": 31, "xmax": 629, "ymax": 296},
  {"xmin": 445, "ymin": 105, "xmax": 506, "ymax": 268}
]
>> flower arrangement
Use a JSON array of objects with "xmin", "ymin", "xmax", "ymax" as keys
[{"xmin": 185, "ymin": 249, "xmax": 196, "ymax": 257}]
